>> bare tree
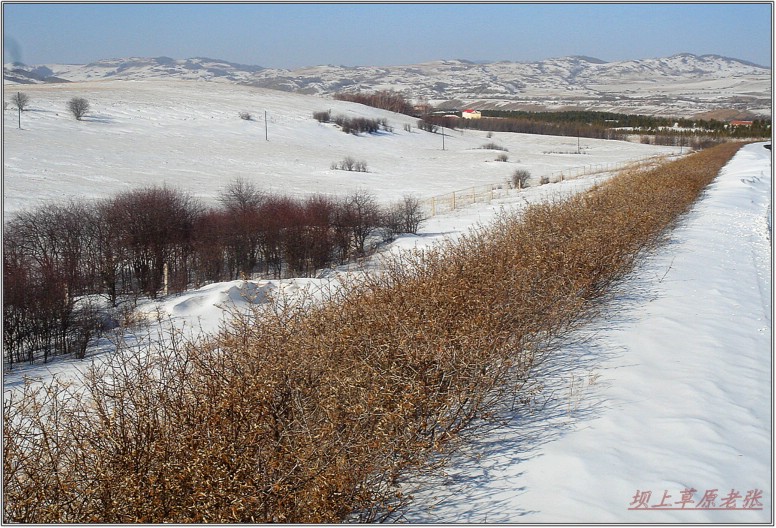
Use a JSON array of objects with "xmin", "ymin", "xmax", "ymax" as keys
[
  {"xmin": 396, "ymin": 194, "xmax": 425, "ymax": 234},
  {"xmin": 218, "ymin": 177, "xmax": 264, "ymax": 214},
  {"xmin": 217, "ymin": 178, "xmax": 265, "ymax": 278},
  {"xmin": 384, "ymin": 194, "xmax": 426, "ymax": 240},
  {"xmin": 512, "ymin": 169, "xmax": 531, "ymax": 189},
  {"xmin": 338, "ymin": 190, "xmax": 383, "ymax": 257},
  {"xmin": 108, "ymin": 186, "xmax": 201, "ymax": 297},
  {"xmin": 68, "ymin": 97, "xmax": 90, "ymax": 120},
  {"xmin": 11, "ymin": 92, "xmax": 30, "ymax": 111},
  {"xmin": 3, "ymin": 201, "xmax": 101, "ymax": 362}
]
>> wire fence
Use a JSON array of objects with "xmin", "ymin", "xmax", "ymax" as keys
[{"xmin": 422, "ymin": 154, "xmax": 676, "ymax": 217}]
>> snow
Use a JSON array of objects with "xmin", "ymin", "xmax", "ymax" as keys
[
  {"xmin": 3, "ymin": 79, "xmax": 771, "ymax": 522},
  {"xmin": 3, "ymin": 79, "xmax": 676, "ymax": 222}
]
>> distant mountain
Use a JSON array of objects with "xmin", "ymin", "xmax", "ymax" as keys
[
  {"xmin": 4, "ymin": 53, "xmax": 771, "ymax": 117},
  {"xmin": 3, "ymin": 63, "xmax": 70, "ymax": 84},
  {"xmin": 4, "ymin": 56, "xmax": 264, "ymax": 84}
]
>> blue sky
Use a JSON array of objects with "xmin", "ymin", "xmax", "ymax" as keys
[{"xmin": 3, "ymin": 2, "xmax": 773, "ymax": 68}]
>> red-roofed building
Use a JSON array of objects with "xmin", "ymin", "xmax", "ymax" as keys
[{"xmin": 462, "ymin": 109, "xmax": 482, "ymax": 120}]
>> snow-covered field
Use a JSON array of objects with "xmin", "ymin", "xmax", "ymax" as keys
[
  {"xmin": 3, "ymin": 79, "xmax": 676, "ymax": 221},
  {"xmin": 3, "ymin": 79, "xmax": 770, "ymax": 522}
]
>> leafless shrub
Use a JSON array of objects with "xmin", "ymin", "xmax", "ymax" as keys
[
  {"xmin": 238, "ymin": 111, "xmax": 252, "ymax": 120},
  {"xmin": 332, "ymin": 115, "xmax": 383, "ymax": 135},
  {"xmin": 417, "ymin": 119, "xmax": 438, "ymax": 133},
  {"xmin": 512, "ymin": 169, "xmax": 531, "ymax": 189},
  {"xmin": 3, "ymin": 201, "xmax": 102, "ymax": 365},
  {"xmin": 384, "ymin": 194, "xmax": 426, "ymax": 239},
  {"xmin": 495, "ymin": 153, "xmax": 509, "ymax": 162},
  {"xmin": 337, "ymin": 190, "xmax": 382, "ymax": 257},
  {"xmin": 481, "ymin": 142, "xmax": 508, "ymax": 151},
  {"xmin": 219, "ymin": 177, "xmax": 264, "ymax": 213},
  {"xmin": 67, "ymin": 97, "xmax": 90, "ymax": 120},
  {"xmin": 11, "ymin": 92, "xmax": 30, "ymax": 111},
  {"xmin": 332, "ymin": 157, "xmax": 368, "ymax": 172},
  {"xmin": 206, "ymin": 178, "xmax": 267, "ymax": 279},
  {"xmin": 107, "ymin": 186, "xmax": 201, "ymax": 297},
  {"xmin": 313, "ymin": 110, "xmax": 331, "ymax": 123}
]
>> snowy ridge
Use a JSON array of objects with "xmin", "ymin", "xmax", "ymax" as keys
[{"xmin": 5, "ymin": 53, "xmax": 771, "ymax": 117}]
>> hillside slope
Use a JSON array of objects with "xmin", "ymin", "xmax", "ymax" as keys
[{"xmin": 3, "ymin": 79, "xmax": 677, "ymax": 221}]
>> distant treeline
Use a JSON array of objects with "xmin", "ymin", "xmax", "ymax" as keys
[
  {"xmin": 422, "ymin": 109, "xmax": 771, "ymax": 146},
  {"xmin": 334, "ymin": 90, "xmax": 416, "ymax": 116},
  {"xmin": 3, "ymin": 182, "xmax": 424, "ymax": 367},
  {"xmin": 479, "ymin": 110, "xmax": 771, "ymax": 136},
  {"xmin": 421, "ymin": 114, "xmax": 628, "ymax": 141}
]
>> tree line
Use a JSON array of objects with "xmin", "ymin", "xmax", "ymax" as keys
[
  {"xmin": 479, "ymin": 109, "xmax": 771, "ymax": 138},
  {"xmin": 424, "ymin": 109, "xmax": 771, "ymax": 142},
  {"xmin": 333, "ymin": 90, "xmax": 416, "ymax": 116},
  {"xmin": 3, "ymin": 181, "xmax": 425, "ymax": 368},
  {"xmin": 421, "ymin": 114, "xmax": 629, "ymax": 141}
]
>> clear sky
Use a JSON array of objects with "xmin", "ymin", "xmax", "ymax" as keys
[{"xmin": 3, "ymin": 2, "xmax": 773, "ymax": 69}]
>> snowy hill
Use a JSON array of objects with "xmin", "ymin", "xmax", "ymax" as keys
[
  {"xmin": 6, "ymin": 56, "xmax": 265, "ymax": 84},
  {"xmin": 5, "ymin": 53, "xmax": 771, "ymax": 118},
  {"xmin": 2, "ymin": 79, "xmax": 678, "ymax": 221}
]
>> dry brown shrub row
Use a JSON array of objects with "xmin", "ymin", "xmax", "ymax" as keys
[{"xmin": 3, "ymin": 143, "xmax": 744, "ymax": 523}]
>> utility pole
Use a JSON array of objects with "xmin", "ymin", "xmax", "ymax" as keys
[
  {"xmin": 441, "ymin": 126, "xmax": 445, "ymax": 151},
  {"xmin": 17, "ymin": 92, "xmax": 21, "ymax": 129},
  {"xmin": 577, "ymin": 129, "xmax": 580, "ymax": 154},
  {"xmin": 265, "ymin": 110, "xmax": 268, "ymax": 141}
]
